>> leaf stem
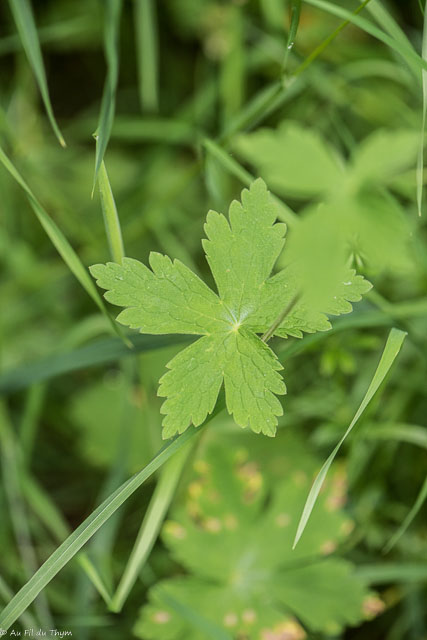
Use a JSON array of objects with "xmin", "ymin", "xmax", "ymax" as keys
[{"xmin": 261, "ymin": 293, "xmax": 301, "ymax": 343}]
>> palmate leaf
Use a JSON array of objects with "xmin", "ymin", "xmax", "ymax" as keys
[
  {"xmin": 135, "ymin": 434, "xmax": 381, "ymax": 639},
  {"xmin": 91, "ymin": 179, "xmax": 370, "ymax": 438}
]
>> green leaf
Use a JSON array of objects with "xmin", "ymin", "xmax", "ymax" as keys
[
  {"xmin": 158, "ymin": 335, "xmax": 226, "ymax": 437},
  {"xmin": 203, "ymin": 178, "xmax": 286, "ymax": 313},
  {"xmin": 135, "ymin": 432, "xmax": 376, "ymax": 639},
  {"xmin": 273, "ymin": 560, "xmax": 368, "ymax": 634},
  {"xmin": 90, "ymin": 255, "xmax": 228, "ymax": 335},
  {"xmin": 92, "ymin": 179, "xmax": 370, "ymax": 437},
  {"xmin": 223, "ymin": 329, "xmax": 285, "ymax": 436},
  {"xmin": 234, "ymin": 122, "xmax": 343, "ymax": 198},
  {"xmin": 351, "ymin": 130, "xmax": 419, "ymax": 187}
]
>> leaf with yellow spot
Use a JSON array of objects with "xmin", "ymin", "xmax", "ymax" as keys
[{"xmin": 135, "ymin": 433, "xmax": 380, "ymax": 639}]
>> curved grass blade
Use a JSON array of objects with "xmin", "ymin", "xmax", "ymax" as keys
[
  {"xmin": 93, "ymin": 0, "xmax": 123, "ymax": 190},
  {"xmin": 417, "ymin": 6, "xmax": 427, "ymax": 216},
  {"xmin": 0, "ymin": 402, "xmax": 53, "ymax": 628},
  {"xmin": 0, "ymin": 146, "xmax": 127, "ymax": 344},
  {"xmin": 8, "ymin": 0, "xmax": 65, "ymax": 146},
  {"xmin": 134, "ymin": 0, "xmax": 159, "ymax": 112},
  {"xmin": 383, "ymin": 475, "xmax": 427, "ymax": 553},
  {"xmin": 304, "ymin": 0, "xmax": 427, "ymax": 73},
  {"xmin": 366, "ymin": 0, "xmax": 420, "ymax": 78},
  {"xmin": 293, "ymin": 328, "xmax": 407, "ymax": 548},
  {"xmin": 98, "ymin": 160, "xmax": 125, "ymax": 263},
  {"xmin": 110, "ymin": 440, "xmax": 192, "ymax": 612},
  {"xmin": 0, "ymin": 424, "xmax": 207, "ymax": 631},
  {"xmin": 293, "ymin": 0, "xmax": 373, "ymax": 78}
]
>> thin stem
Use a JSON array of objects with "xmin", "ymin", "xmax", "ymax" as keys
[
  {"xmin": 261, "ymin": 293, "xmax": 301, "ymax": 343},
  {"xmin": 221, "ymin": 0, "xmax": 373, "ymax": 142},
  {"xmin": 282, "ymin": 0, "xmax": 302, "ymax": 77},
  {"xmin": 293, "ymin": 0, "xmax": 373, "ymax": 78}
]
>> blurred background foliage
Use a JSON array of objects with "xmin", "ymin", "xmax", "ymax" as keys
[{"xmin": 0, "ymin": 0, "xmax": 427, "ymax": 638}]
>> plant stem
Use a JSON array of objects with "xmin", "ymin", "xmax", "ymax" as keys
[{"xmin": 261, "ymin": 293, "xmax": 301, "ymax": 343}]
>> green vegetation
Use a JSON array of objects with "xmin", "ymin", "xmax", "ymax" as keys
[{"xmin": 0, "ymin": 1, "xmax": 426, "ymax": 639}]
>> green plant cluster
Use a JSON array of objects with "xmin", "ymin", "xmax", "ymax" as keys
[{"xmin": 0, "ymin": 1, "xmax": 426, "ymax": 639}]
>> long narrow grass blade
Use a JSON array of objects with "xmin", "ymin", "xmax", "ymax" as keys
[
  {"xmin": 364, "ymin": 423, "xmax": 427, "ymax": 450},
  {"xmin": 21, "ymin": 474, "xmax": 70, "ymax": 542},
  {"xmin": 0, "ymin": 334, "xmax": 193, "ymax": 394},
  {"xmin": 0, "ymin": 146, "xmax": 127, "ymax": 344},
  {"xmin": 0, "ymin": 575, "xmax": 38, "ymax": 630},
  {"xmin": 366, "ymin": 0, "xmax": 420, "ymax": 78},
  {"xmin": 384, "ymin": 475, "xmax": 427, "ymax": 553},
  {"xmin": 282, "ymin": 0, "xmax": 301, "ymax": 75},
  {"xmin": 98, "ymin": 160, "xmax": 125, "ymax": 263},
  {"xmin": 134, "ymin": 0, "xmax": 159, "ymax": 112},
  {"xmin": 76, "ymin": 555, "xmax": 112, "ymax": 606},
  {"xmin": 22, "ymin": 472, "xmax": 123, "ymax": 607},
  {"xmin": 93, "ymin": 0, "xmax": 123, "ymax": 190},
  {"xmin": 304, "ymin": 0, "xmax": 427, "ymax": 73},
  {"xmin": 110, "ymin": 441, "xmax": 192, "ymax": 612},
  {"xmin": 19, "ymin": 383, "xmax": 45, "ymax": 464},
  {"xmin": 8, "ymin": 0, "xmax": 65, "ymax": 146},
  {"xmin": 417, "ymin": 6, "xmax": 427, "ymax": 216},
  {"xmin": 293, "ymin": 328, "xmax": 407, "ymax": 548},
  {"xmin": 356, "ymin": 563, "xmax": 427, "ymax": 584},
  {"xmin": 0, "ymin": 424, "xmax": 206, "ymax": 631},
  {"xmin": 0, "ymin": 402, "xmax": 53, "ymax": 627},
  {"xmin": 293, "ymin": 0, "xmax": 373, "ymax": 78}
]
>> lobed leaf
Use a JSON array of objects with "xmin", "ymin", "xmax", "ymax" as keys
[{"xmin": 91, "ymin": 179, "xmax": 370, "ymax": 437}]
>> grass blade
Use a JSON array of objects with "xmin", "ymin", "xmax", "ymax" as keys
[
  {"xmin": 367, "ymin": 0, "xmax": 420, "ymax": 78},
  {"xmin": 0, "ymin": 146, "xmax": 127, "ymax": 344},
  {"xmin": 110, "ymin": 441, "xmax": 192, "ymax": 612},
  {"xmin": 93, "ymin": 0, "xmax": 123, "ymax": 190},
  {"xmin": 356, "ymin": 563, "xmax": 427, "ymax": 584},
  {"xmin": 8, "ymin": 0, "xmax": 65, "ymax": 146},
  {"xmin": 0, "ymin": 425, "xmax": 205, "ymax": 630},
  {"xmin": 383, "ymin": 476, "xmax": 427, "ymax": 553},
  {"xmin": 98, "ymin": 160, "xmax": 125, "ymax": 263},
  {"xmin": 0, "ymin": 575, "xmax": 38, "ymax": 630},
  {"xmin": 304, "ymin": 0, "xmax": 427, "ymax": 73},
  {"xmin": 0, "ymin": 334, "xmax": 193, "ymax": 394},
  {"xmin": 76, "ymin": 555, "xmax": 112, "ymax": 606},
  {"xmin": 365, "ymin": 423, "xmax": 427, "ymax": 450},
  {"xmin": 293, "ymin": 328, "xmax": 407, "ymax": 548},
  {"xmin": 282, "ymin": 0, "xmax": 301, "ymax": 75},
  {"xmin": 417, "ymin": 6, "xmax": 427, "ymax": 216},
  {"xmin": 134, "ymin": 0, "xmax": 159, "ymax": 112},
  {"xmin": 0, "ymin": 402, "xmax": 53, "ymax": 628}
]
